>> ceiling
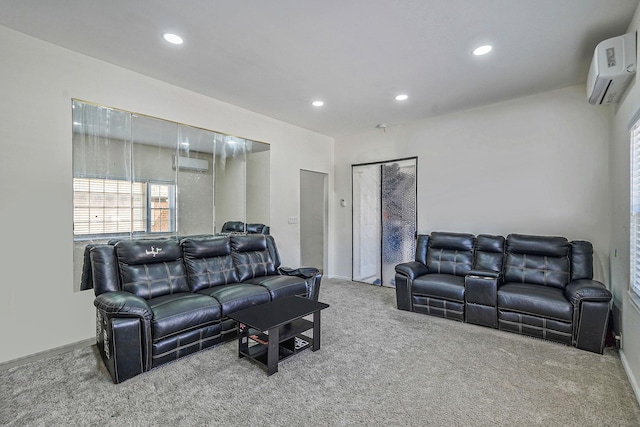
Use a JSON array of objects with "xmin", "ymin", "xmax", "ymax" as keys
[{"xmin": 1, "ymin": 0, "xmax": 638, "ymax": 138}]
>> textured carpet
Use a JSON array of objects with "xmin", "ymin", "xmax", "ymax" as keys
[{"xmin": 2, "ymin": 278, "xmax": 639, "ymax": 426}]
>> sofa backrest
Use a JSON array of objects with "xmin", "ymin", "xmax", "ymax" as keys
[
  {"xmin": 115, "ymin": 239, "xmax": 189, "ymax": 300},
  {"xmin": 426, "ymin": 232, "xmax": 475, "ymax": 277},
  {"xmin": 246, "ymin": 223, "xmax": 270, "ymax": 234},
  {"xmin": 221, "ymin": 221, "xmax": 245, "ymax": 233},
  {"xmin": 570, "ymin": 240, "xmax": 594, "ymax": 281},
  {"xmin": 473, "ymin": 234, "xmax": 505, "ymax": 273},
  {"xmin": 504, "ymin": 234, "xmax": 570, "ymax": 289},
  {"xmin": 89, "ymin": 244, "xmax": 120, "ymax": 296},
  {"xmin": 231, "ymin": 234, "xmax": 277, "ymax": 281},
  {"xmin": 415, "ymin": 234, "xmax": 430, "ymax": 265},
  {"xmin": 181, "ymin": 236, "xmax": 239, "ymax": 292}
]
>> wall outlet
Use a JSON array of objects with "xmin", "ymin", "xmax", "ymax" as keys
[{"xmin": 288, "ymin": 216, "xmax": 299, "ymax": 224}]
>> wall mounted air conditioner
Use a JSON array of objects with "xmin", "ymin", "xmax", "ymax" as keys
[
  {"xmin": 172, "ymin": 155, "xmax": 209, "ymax": 172},
  {"xmin": 587, "ymin": 32, "xmax": 636, "ymax": 105}
]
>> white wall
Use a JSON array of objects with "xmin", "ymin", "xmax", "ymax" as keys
[
  {"xmin": 0, "ymin": 25, "xmax": 334, "ymax": 363},
  {"xmin": 332, "ymin": 85, "xmax": 612, "ymax": 284},
  {"xmin": 610, "ymin": 3, "xmax": 640, "ymax": 401}
]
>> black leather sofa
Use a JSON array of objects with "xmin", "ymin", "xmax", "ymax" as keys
[
  {"xmin": 395, "ymin": 232, "xmax": 612, "ymax": 354},
  {"xmin": 82, "ymin": 234, "xmax": 321, "ymax": 383},
  {"xmin": 220, "ymin": 221, "xmax": 270, "ymax": 234}
]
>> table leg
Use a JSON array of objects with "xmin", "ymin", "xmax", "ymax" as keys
[
  {"xmin": 312, "ymin": 311, "xmax": 321, "ymax": 351},
  {"xmin": 267, "ymin": 327, "xmax": 280, "ymax": 375},
  {"xmin": 238, "ymin": 323, "xmax": 248, "ymax": 358}
]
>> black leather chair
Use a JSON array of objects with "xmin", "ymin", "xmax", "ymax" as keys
[{"xmin": 220, "ymin": 221, "xmax": 270, "ymax": 234}]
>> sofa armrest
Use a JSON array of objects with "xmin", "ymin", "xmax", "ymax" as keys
[
  {"xmin": 565, "ymin": 279, "xmax": 612, "ymax": 354},
  {"xmin": 278, "ymin": 266, "xmax": 319, "ymax": 279},
  {"xmin": 278, "ymin": 267, "xmax": 322, "ymax": 301},
  {"xmin": 564, "ymin": 279, "xmax": 612, "ymax": 306},
  {"xmin": 395, "ymin": 261, "xmax": 428, "ymax": 280},
  {"xmin": 94, "ymin": 291, "xmax": 153, "ymax": 320}
]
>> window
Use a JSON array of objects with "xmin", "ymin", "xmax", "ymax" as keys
[
  {"xmin": 73, "ymin": 177, "xmax": 175, "ymax": 238},
  {"xmin": 630, "ymin": 115, "xmax": 640, "ymax": 297}
]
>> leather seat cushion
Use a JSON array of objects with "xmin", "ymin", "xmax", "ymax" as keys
[
  {"xmin": 497, "ymin": 283, "xmax": 572, "ymax": 322},
  {"xmin": 412, "ymin": 273, "xmax": 465, "ymax": 302},
  {"xmin": 244, "ymin": 275, "xmax": 308, "ymax": 299},
  {"xmin": 198, "ymin": 283, "xmax": 271, "ymax": 316},
  {"xmin": 148, "ymin": 293, "xmax": 221, "ymax": 341}
]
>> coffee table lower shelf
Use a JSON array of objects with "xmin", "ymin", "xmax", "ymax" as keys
[
  {"xmin": 238, "ymin": 318, "xmax": 317, "ymax": 375},
  {"xmin": 240, "ymin": 334, "xmax": 313, "ymax": 364}
]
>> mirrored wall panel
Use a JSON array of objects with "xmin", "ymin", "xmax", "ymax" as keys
[{"xmin": 72, "ymin": 100, "xmax": 270, "ymax": 291}]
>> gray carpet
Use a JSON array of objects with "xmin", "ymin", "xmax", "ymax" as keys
[{"xmin": 2, "ymin": 278, "xmax": 639, "ymax": 426}]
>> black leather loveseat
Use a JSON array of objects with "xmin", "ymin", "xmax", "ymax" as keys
[
  {"xmin": 395, "ymin": 232, "xmax": 612, "ymax": 353},
  {"xmin": 220, "ymin": 221, "xmax": 270, "ymax": 234},
  {"xmin": 82, "ymin": 234, "xmax": 321, "ymax": 383}
]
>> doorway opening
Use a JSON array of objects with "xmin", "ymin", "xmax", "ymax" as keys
[
  {"xmin": 352, "ymin": 157, "xmax": 417, "ymax": 287},
  {"xmin": 300, "ymin": 169, "xmax": 328, "ymax": 273}
]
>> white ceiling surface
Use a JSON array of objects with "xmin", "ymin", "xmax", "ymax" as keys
[{"xmin": 1, "ymin": 0, "xmax": 638, "ymax": 138}]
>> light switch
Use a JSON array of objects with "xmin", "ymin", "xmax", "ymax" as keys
[{"xmin": 288, "ymin": 216, "xmax": 299, "ymax": 224}]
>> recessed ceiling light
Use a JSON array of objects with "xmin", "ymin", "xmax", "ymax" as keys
[
  {"xmin": 162, "ymin": 33, "xmax": 184, "ymax": 45},
  {"xmin": 473, "ymin": 45, "xmax": 492, "ymax": 56},
  {"xmin": 395, "ymin": 94, "xmax": 408, "ymax": 101},
  {"xmin": 312, "ymin": 100, "xmax": 324, "ymax": 107}
]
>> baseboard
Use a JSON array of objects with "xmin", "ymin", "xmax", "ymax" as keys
[
  {"xmin": 326, "ymin": 274, "xmax": 352, "ymax": 281},
  {"xmin": 0, "ymin": 338, "xmax": 94, "ymax": 371},
  {"xmin": 620, "ymin": 349, "xmax": 640, "ymax": 406}
]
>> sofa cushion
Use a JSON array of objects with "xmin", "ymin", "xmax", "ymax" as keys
[
  {"xmin": 231, "ymin": 235, "xmax": 276, "ymax": 281},
  {"xmin": 147, "ymin": 293, "xmax": 221, "ymax": 341},
  {"xmin": 503, "ymin": 253, "xmax": 570, "ymax": 289},
  {"xmin": 116, "ymin": 240, "xmax": 189, "ymax": 299},
  {"xmin": 426, "ymin": 232, "xmax": 474, "ymax": 277},
  {"xmin": 182, "ymin": 237, "xmax": 239, "ymax": 291},
  {"xmin": 412, "ymin": 273, "xmax": 465, "ymax": 303},
  {"xmin": 244, "ymin": 275, "xmax": 308, "ymax": 299},
  {"xmin": 497, "ymin": 283, "xmax": 572, "ymax": 322},
  {"xmin": 198, "ymin": 283, "xmax": 271, "ymax": 316}
]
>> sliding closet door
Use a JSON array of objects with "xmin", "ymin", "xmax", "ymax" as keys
[
  {"xmin": 352, "ymin": 164, "xmax": 382, "ymax": 284},
  {"xmin": 352, "ymin": 158, "xmax": 417, "ymax": 287}
]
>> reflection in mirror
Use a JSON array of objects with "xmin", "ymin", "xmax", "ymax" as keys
[{"xmin": 72, "ymin": 100, "xmax": 270, "ymax": 291}]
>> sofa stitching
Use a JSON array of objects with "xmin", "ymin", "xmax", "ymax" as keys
[{"xmin": 152, "ymin": 319, "xmax": 221, "ymax": 341}]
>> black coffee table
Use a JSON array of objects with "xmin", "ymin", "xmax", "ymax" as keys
[{"xmin": 228, "ymin": 296, "xmax": 329, "ymax": 375}]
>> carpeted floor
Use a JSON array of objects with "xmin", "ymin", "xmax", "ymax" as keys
[{"xmin": 2, "ymin": 278, "xmax": 640, "ymax": 426}]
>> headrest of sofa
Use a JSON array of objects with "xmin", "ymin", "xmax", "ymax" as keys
[
  {"xmin": 506, "ymin": 234, "xmax": 569, "ymax": 257},
  {"xmin": 246, "ymin": 223, "xmax": 268, "ymax": 234},
  {"xmin": 115, "ymin": 239, "xmax": 183, "ymax": 265},
  {"xmin": 429, "ymin": 232, "xmax": 474, "ymax": 251},
  {"xmin": 231, "ymin": 234, "xmax": 267, "ymax": 252},
  {"xmin": 476, "ymin": 234, "xmax": 505, "ymax": 253},
  {"xmin": 181, "ymin": 236, "xmax": 231, "ymax": 258},
  {"xmin": 221, "ymin": 221, "xmax": 245, "ymax": 233}
]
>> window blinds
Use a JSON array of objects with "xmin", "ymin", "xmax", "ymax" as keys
[{"xmin": 630, "ymin": 118, "xmax": 640, "ymax": 297}]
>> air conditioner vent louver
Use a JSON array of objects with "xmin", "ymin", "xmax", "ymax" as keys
[{"xmin": 172, "ymin": 155, "xmax": 208, "ymax": 172}]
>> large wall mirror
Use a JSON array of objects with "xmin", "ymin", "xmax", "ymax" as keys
[{"xmin": 72, "ymin": 99, "xmax": 270, "ymax": 291}]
